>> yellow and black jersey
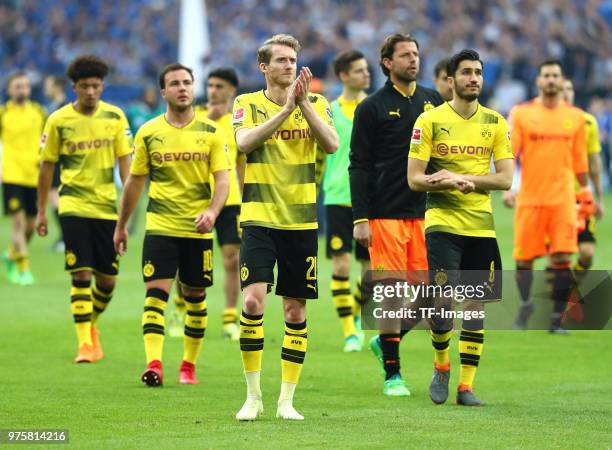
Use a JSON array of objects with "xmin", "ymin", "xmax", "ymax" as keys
[
  {"xmin": 194, "ymin": 105, "xmax": 243, "ymax": 206},
  {"xmin": 0, "ymin": 100, "xmax": 46, "ymax": 187},
  {"xmin": 232, "ymin": 90, "xmax": 334, "ymax": 230},
  {"xmin": 130, "ymin": 114, "xmax": 230, "ymax": 239},
  {"xmin": 40, "ymin": 101, "xmax": 132, "ymax": 220},
  {"xmin": 409, "ymin": 102, "xmax": 513, "ymax": 238},
  {"xmin": 584, "ymin": 112, "xmax": 601, "ymax": 156}
]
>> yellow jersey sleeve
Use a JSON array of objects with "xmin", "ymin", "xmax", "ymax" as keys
[
  {"xmin": 232, "ymin": 94, "xmax": 254, "ymax": 132},
  {"xmin": 40, "ymin": 115, "xmax": 61, "ymax": 163},
  {"xmin": 115, "ymin": 111, "xmax": 133, "ymax": 158},
  {"xmin": 130, "ymin": 129, "xmax": 150, "ymax": 175},
  {"xmin": 209, "ymin": 129, "xmax": 231, "ymax": 173},
  {"xmin": 408, "ymin": 114, "xmax": 432, "ymax": 162},
  {"xmin": 493, "ymin": 115, "xmax": 513, "ymax": 161},
  {"xmin": 311, "ymin": 94, "xmax": 335, "ymax": 127},
  {"xmin": 585, "ymin": 113, "xmax": 601, "ymax": 155}
]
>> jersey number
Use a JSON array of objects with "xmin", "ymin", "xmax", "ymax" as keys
[
  {"xmin": 203, "ymin": 250, "xmax": 213, "ymax": 273},
  {"xmin": 306, "ymin": 256, "xmax": 317, "ymax": 281}
]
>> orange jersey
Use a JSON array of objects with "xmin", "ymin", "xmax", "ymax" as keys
[{"xmin": 510, "ymin": 99, "xmax": 587, "ymax": 206}]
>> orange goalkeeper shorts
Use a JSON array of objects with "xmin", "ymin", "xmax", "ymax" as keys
[
  {"xmin": 513, "ymin": 204, "xmax": 577, "ymax": 261},
  {"xmin": 368, "ymin": 218, "xmax": 428, "ymax": 271}
]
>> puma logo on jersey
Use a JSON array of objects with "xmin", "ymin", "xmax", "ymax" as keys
[
  {"xmin": 389, "ymin": 109, "xmax": 401, "ymax": 118},
  {"xmin": 440, "ymin": 127, "xmax": 451, "ymax": 136},
  {"xmin": 307, "ymin": 283, "xmax": 317, "ymax": 292}
]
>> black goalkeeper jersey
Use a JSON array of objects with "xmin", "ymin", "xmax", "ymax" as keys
[{"xmin": 349, "ymin": 80, "xmax": 443, "ymax": 222}]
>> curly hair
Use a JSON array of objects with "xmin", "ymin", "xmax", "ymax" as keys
[{"xmin": 66, "ymin": 55, "xmax": 109, "ymax": 83}]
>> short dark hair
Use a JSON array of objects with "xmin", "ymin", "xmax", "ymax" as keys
[
  {"xmin": 46, "ymin": 74, "xmax": 67, "ymax": 90},
  {"xmin": 333, "ymin": 49, "xmax": 365, "ymax": 77},
  {"xmin": 447, "ymin": 49, "xmax": 483, "ymax": 77},
  {"xmin": 5, "ymin": 71, "xmax": 28, "ymax": 89},
  {"xmin": 66, "ymin": 55, "xmax": 109, "ymax": 83},
  {"xmin": 434, "ymin": 58, "xmax": 451, "ymax": 78},
  {"xmin": 159, "ymin": 63, "xmax": 194, "ymax": 89},
  {"xmin": 538, "ymin": 58, "xmax": 563, "ymax": 75},
  {"xmin": 379, "ymin": 33, "xmax": 419, "ymax": 77},
  {"xmin": 207, "ymin": 67, "xmax": 239, "ymax": 88}
]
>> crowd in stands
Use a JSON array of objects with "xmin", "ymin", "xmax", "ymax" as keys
[{"xmin": 0, "ymin": 0, "xmax": 610, "ymax": 185}]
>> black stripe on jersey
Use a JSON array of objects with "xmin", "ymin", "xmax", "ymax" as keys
[
  {"xmin": 99, "ymin": 167, "xmax": 114, "ymax": 183},
  {"xmin": 242, "ymin": 203, "xmax": 317, "ymax": 225},
  {"xmin": 243, "ymin": 182, "xmax": 314, "ymax": 202},
  {"xmin": 479, "ymin": 112, "xmax": 499, "ymax": 124},
  {"xmin": 96, "ymin": 110, "xmax": 121, "ymax": 120},
  {"xmin": 190, "ymin": 121, "xmax": 216, "ymax": 133},
  {"xmin": 150, "ymin": 166, "xmax": 174, "ymax": 183},
  {"xmin": 246, "ymin": 144, "xmax": 284, "ymax": 164},
  {"xmin": 59, "ymin": 154, "xmax": 86, "ymax": 170}
]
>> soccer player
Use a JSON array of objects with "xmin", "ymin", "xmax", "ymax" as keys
[
  {"xmin": 43, "ymin": 75, "xmax": 67, "ymax": 252},
  {"xmin": 507, "ymin": 60, "xmax": 589, "ymax": 332},
  {"xmin": 322, "ymin": 50, "xmax": 370, "ymax": 352},
  {"xmin": 408, "ymin": 48, "xmax": 514, "ymax": 406},
  {"xmin": 36, "ymin": 55, "xmax": 132, "ymax": 362},
  {"xmin": 560, "ymin": 78, "xmax": 603, "ymax": 278},
  {"xmin": 232, "ymin": 34, "xmax": 338, "ymax": 420},
  {"xmin": 113, "ymin": 63, "xmax": 230, "ymax": 387},
  {"xmin": 350, "ymin": 33, "xmax": 443, "ymax": 396},
  {"xmin": 170, "ymin": 68, "xmax": 245, "ymax": 341},
  {"xmin": 1, "ymin": 72, "xmax": 46, "ymax": 285},
  {"xmin": 433, "ymin": 58, "xmax": 453, "ymax": 101}
]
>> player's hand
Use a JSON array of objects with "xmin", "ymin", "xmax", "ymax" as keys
[
  {"xmin": 576, "ymin": 187, "xmax": 595, "ymax": 218},
  {"xmin": 285, "ymin": 76, "xmax": 302, "ymax": 112},
  {"xmin": 113, "ymin": 226, "xmax": 129, "ymax": 256},
  {"xmin": 195, "ymin": 209, "xmax": 217, "ymax": 234},
  {"xmin": 207, "ymin": 104, "xmax": 225, "ymax": 121},
  {"xmin": 595, "ymin": 198, "xmax": 604, "ymax": 220},
  {"xmin": 296, "ymin": 67, "xmax": 311, "ymax": 105},
  {"xmin": 35, "ymin": 212, "xmax": 48, "ymax": 237},
  {"xmin": 502, "ymin": 190, "xmax": 516, "ymax": 208},
  {"xmin": 353, "ymin": 221, "xmax": 372, "ymax": 248},
  {"xmin": 455, "ymin": 179, "xmax": 476, "ymax": 194},
  {"xmin": 425, "ymin": 169, "xmax": 458, "ymax": 184}
]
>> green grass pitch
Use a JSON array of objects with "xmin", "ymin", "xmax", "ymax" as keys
[{"xmin": 1, "ymin": 193, "xmax": 611, "ymax": 448}]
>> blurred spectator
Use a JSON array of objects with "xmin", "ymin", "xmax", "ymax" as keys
[
  {"xmin": 0, "ymin": 0, "xmax": 609, "ymax": 112},
  {"xmin": 125, "ymin": 85, "xmax": 164, "ymax": 134}
]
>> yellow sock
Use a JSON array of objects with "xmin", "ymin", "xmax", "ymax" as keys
[
  {"xmin": 70, "ymin": 280, "xmax": 93, "ymax": 346},
  {"xmin": 223, "ymin": 307, "xmax": 238, "ymax": 325},
  {"xmin": 14, "ymin": 252, "xmax": 29, "ymax": 272},
  {"xmin": 183, "ymin": 295, "xmax": 208, "ymax": 364},
  {"xmin": 174, "ymin": 294, "xmax": 186, "ymax": 314},
  {"xmin": 92, "ymin": 283, "xmax": 114, "ymax": 324},
  {"xmin": 142, "ymin": 288, "xmax": 168, "ymax": 364},
  {"xmin": 281, "ymin": 321, "xmax": 308, "ymax": 384},
  {"xmin": 430, "ymin": 328, "xmax": 452, "ymax": 370},
  {"xmin": 239, "ymin": 311, "xmax": 264, "ymax": 372},
  {"xmin": 331, "ymin": 275, "xmax": 356, "ymax": 338},
  {"xmin": 459, "ymin": 329, "xmax": 484, "ymax": 390},
  {"xmin": 352, "ymin": 277, "xmax": 363, "ymax": 317}
]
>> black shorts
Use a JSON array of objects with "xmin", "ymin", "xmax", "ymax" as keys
[
  {"xmin": 577, "ymin": 217, "xmax": 596, "ymax": 243},
  {"xmin": 240, "ymin": 226, "xmax": 318, "ymax": 299},
  {"xmin": 215, "ymin": 205, "xmax": 241, "ymax": 246},
  {"xmin": 142, "ymin": 234, "xmax": 213, "ymax": 289},
  {"xmin": 426, "ymin": 231, "xmax": 502, "ymax": 301},
  {"xmin": 325, "ymin": 205, "xmax": 370, "ymax": 260},
  {"xmin": 2, "ymin": 183, "xmax": 37, "ymax": 217},
  {"xmin": 60, "ymin": 216, "xmax": 119, "ymax": 275},
  {"xmin": 51, "ymin": 165, "xmax": 61, "ymax": 189}
]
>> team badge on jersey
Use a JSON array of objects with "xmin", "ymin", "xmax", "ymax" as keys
[
  {"xmin": 66, "ymin": 251, "xmax": 77, "ymax": 267},
  {"xmin": 240, "ymin": 266, "xmax": 249, "ymax": 282},
  {"xmin": 233, "ymin": 107, "xmax": 245, "ymax": 125},
  {"xmin": 411, "ymin": 128, "xmax": 422, "ymax": 144}
]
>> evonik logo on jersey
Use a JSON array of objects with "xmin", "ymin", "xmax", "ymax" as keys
[
  {"xmin": 436, "ymin": 143, "xmax": 491, "ymax": 157},
  {"xmin": 271, "ymin": 128, "xmax": 312, "ymax": 141},
  {"xmin": 65, "ymin": 138, "xmax": 116, "ymax": 154},
  {"xmin": 151, "ymin": 151, "xmax": 210, "ymax": 165}
]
